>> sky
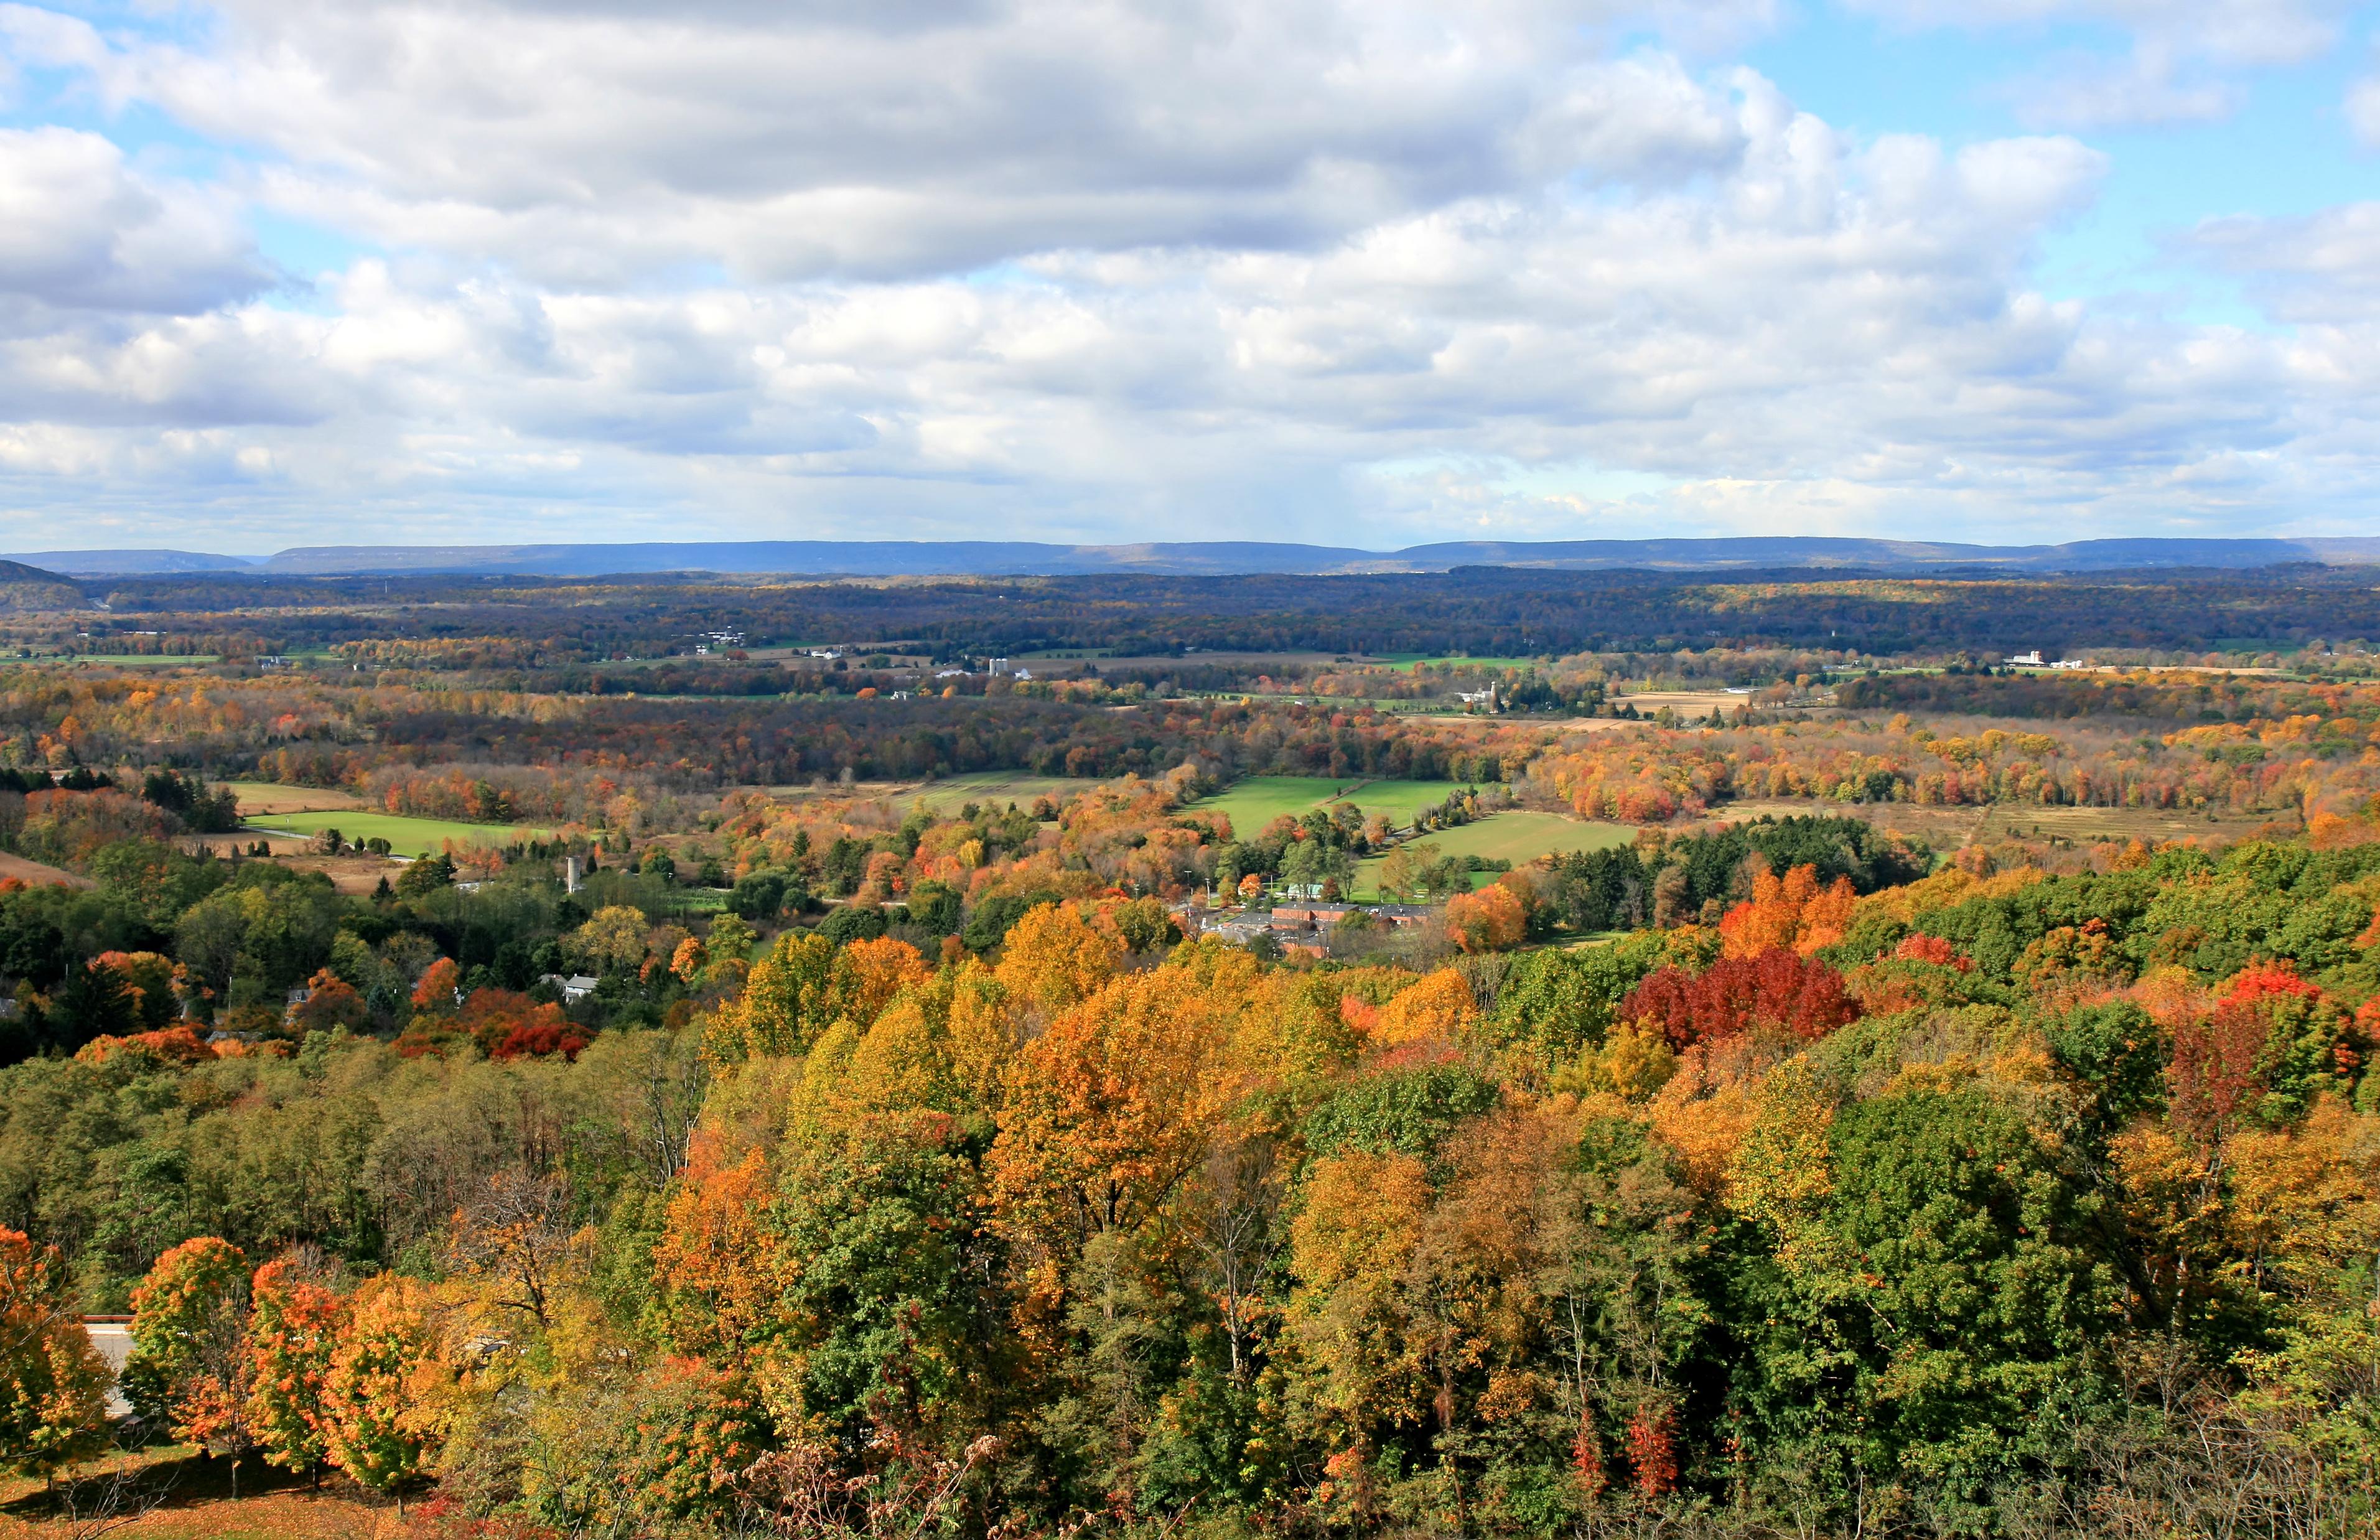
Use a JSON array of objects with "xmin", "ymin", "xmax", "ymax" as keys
[{"xmin": 1, "ymin": 0, "xmax": 2378, "ymax": 554}]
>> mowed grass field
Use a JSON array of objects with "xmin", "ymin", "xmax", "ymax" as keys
[
  {"xmin": 1386, "ymin": 655, "xmax": 1546, "ymax": 672},
  {"xmin": 222, "ymin": 780, "xmax": 366, "ymax": 814},
  {"xmin": 240, "ymin": 808, "xmax": 553, "ymax": 856},
  {"xmin": 1191, "ymin": 775, "xmax": 1477, "ymax": 836},
  {"xmin": 908, "ymin": 770, "xmax": 1090, "ymax": 813},
  {"xmin": 1351, "ymin": 811, "xmax": 1634, "ymax": 898}
]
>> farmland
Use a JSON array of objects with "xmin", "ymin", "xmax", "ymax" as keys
[
  {"xmin": 906, "ymin": 770, "xmax": 1088, "ymax": 814},
  {"xmin": 1186, "ymin": 775, "xmax": 1473, "ymax": 836},
  {"xmin": 222, "ymin": 780, "xmax": 366, "ymax": 815},
  {"xmin": 238, "ymin": 808, "xmax": 553, "ymax": 856},
  {"xmin": 1350, "ymin": 810, "xmax": 1633, "ymax": 897}
]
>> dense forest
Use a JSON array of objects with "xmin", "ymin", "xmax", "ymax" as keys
[
  {"xmin": 35, "ymin": 563, "xmax": 2380, "ymax": 666},
  {"xmin": 1, "ymin": 808, "xmax": 2376, "ymax": 1538}
]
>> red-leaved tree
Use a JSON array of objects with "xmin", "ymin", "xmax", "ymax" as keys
[{"xmin": 1620, "ymin": 948, "xmax": 1860, "ymax": 1049}]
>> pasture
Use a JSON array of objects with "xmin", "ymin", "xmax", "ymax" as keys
[
  {"xmin": 907, "ymin": 770, "xmax": 1091, "ymax": 813},
  {"xmin": 1190, "ymin": 775, "xmax": 1478, "ymax": 837},
  {"xmin": 223, "ymin": 780, "xmax": 366, "ymax": 814},
  {"xmin": 240, "ymin": 809, "xmax": 553, "ymax": 856},
  {"xmin": 1388, "ymin": 655, "xmax": 1546, "ymax": 672},
  {"xmin": 1351, "ymin": 810, "xmax": 1633, "ymax": 897}
]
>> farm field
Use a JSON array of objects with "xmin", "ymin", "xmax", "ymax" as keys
[
  {"xmin": 1383, "ymin": 654, "xmax": 1547, "ymax": 671},
  {"xmin": 1351, "ymin": 810, "xmax": 1633, "ymax": 897},
  {"xmin": 240, "ymin": 808, "xmax": 553, "ymax": 856},
  {"xmin": 908, "ymin": 770, "xmax": 1089, "ymax": 813},
  {"xmin": 223, "ymin": 780, "xmax": 367, "ymax": 815},
  {"xmin": 1189, "ymin": 775, "xmax": 1477, "ymax": 836},
  {"xmin": 1617, "ymin": 689, "xmax": 1757, "ymax": 716},
  {"xmin": 1689, "ymin": 796, "xmax": 2293, "ymax": 853}
]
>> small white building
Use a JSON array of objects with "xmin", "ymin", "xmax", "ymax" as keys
[{"xmin": 541, "ymin": 973, "xmax": 599, "ymax": 1003}]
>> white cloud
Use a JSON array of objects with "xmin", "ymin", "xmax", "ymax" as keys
[
  {"xmin": 6, "ymin": 0, "xmax": 1788, "ymax": 285},
  {"xmin": 2349, "ymin": 56, "xmax": 2380, "ymax": 146},
  {"xmin": 0, "ymin": 127, "xmax": 271, "ymax": 314},
  {"xmin": 2188, "ymin": 202, "xmax": 2380, "ymax": 320},
  {"xmin": 0, "ymin": 0, "xmax": 2373, "ymax": 549}
]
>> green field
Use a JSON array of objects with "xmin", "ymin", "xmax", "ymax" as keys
[
  {"xmin": 1187, "ymin": 776, "xmax": 1478, "ymax": 838},
  {"xmin": 908, "ymin": 771, "xmax": 1090, "ymax": 814},
  {"xmin": 241, "ymin": 809, "xmax": 554, "ymax": 856},
  {"xmin": 1373, "ymin": 655, "xmax": 1547, "ymax": 673},
  {"xmin": 1351, "ymin": 811, "xmax": 1634, "ymax": 898}
]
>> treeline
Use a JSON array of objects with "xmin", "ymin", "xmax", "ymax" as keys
[
  {"xmin": 44, "ymin": 564, "xmax": 2380, "ymax": 665},
  {"xmin": 0, "ymin": 671, "xmax": 1553, "ymax": 804},
  {"xmin": 1837, "ymin": 670, "xmax": 2269, "ymax": 720},
  {"xmin": 1529, "ymin": 709, "xmax": 2380, "ymax": 824}
]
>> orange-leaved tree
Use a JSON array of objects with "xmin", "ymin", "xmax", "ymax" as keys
[
  {"xmin": 246, "ymin": 1256, "xmax": 346, "ymax": 1475},
  {"xmin": 125, "ymin": 1236, "xmax": 256, "ymax": 1459},
  {"xmin": 321, "ymin": 1274, "xmax": 451, "ymax": 1505},
  {"xmin": 1718, "ymin": 861, "xmax": 1855, "ymax": 959},
  {"xmin": 0, "ymin": 1228, "xmax": 110, "ymax": 1477},
  {"xmin": 992, "ymin": 903, "xmax": 1118, "ymax": 1024},
  {"xmin": 989, "ymin": 963, "xmax": 1238, "ymax": 1295},
  {"xmin": 1367, "ymin": 969, "xmax": 1479, "ymax": 1048},
  {"xmin": 829, "ymin": 935, "xmax": 930, "ymax": 1028},
  {"xmin": 409, "ymin": 957, "xmax": 462, "ymax": 1015},
  {"xmin": 652, "ymin": 1141, "xmax": 780, "ymax": 1359},
  {"xmin": 290, "ymin": 968, "xmax": 368, "ymax": 1035},
  {"xmin": 1446, "ymin": 882, "xmax": 1528, "ymax": 953}
]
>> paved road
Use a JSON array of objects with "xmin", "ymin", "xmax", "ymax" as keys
[{"xmin": 82, "ymin": 1320, "xmax": 131, "ymax": 1416}]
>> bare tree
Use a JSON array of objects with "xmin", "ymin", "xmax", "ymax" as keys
[{"xmin": 447, "ymin": 1169, "xmax": 575, "ymax": 1328}]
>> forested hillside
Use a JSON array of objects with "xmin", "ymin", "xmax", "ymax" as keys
[{"xmin": 2, "ymin": 821, "xmax": 2376, "ymax": 1537}]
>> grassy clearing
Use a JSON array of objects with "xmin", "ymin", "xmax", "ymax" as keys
[
  {"xmin": 1374, "ymin": 654, "xmax": 1546, "ymax": 672},
  {"xmin": 1350, "ymin": 811, "xmax": 1634, "ymax": 898},
  {"xmin": 908, "ymin": 771, "xmax": 1092, "ymax": 814},
  {"xmin": 1967, "ymin": 803, "xmax": 2297, "ymax": 845},
  {"xmin": 1187, "ymin": 776, "xmax": 1480, "ymax": 837},
  {"xmin": 222, "ymin": 781, "xmax": 365, "ymax": 815},
  {"xmin": 1190, "ymin": 776, "xmax": 1365, "ymax": 832},
  {"xmin": 240, "ymin": 809, "xmax": 553, "ymax": 856}
]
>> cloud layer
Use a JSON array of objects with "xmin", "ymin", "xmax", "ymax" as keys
[{"xmin": 0, "ymin": 0, "xmax": 2372, "ymax": 548}]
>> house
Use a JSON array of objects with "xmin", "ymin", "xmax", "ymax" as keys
[
  {"xmin": 541, "ymin": 973, "xmax": 599, "ymax": 1003},
  {"xmin": 1176, "ymin": 908, "xmax": 1273, "ymax": 946},
  {"xmin": 1270, "ymin": 903, "xmax": 1356, "ymax": 931}
]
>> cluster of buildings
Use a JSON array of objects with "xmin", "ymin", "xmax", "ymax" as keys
[{"xmin": 1174, "ymin": 898, "xmax": 1435, "ymax": 956}]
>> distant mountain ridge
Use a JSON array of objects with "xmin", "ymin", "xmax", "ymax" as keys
[{"xmin": 15, "ymin": 536, "xmax": 2380, "ymax": 579}]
